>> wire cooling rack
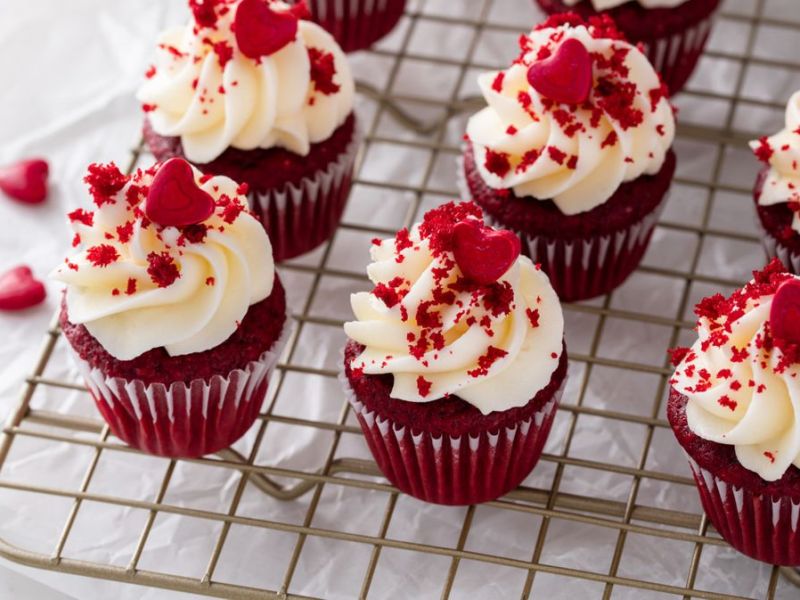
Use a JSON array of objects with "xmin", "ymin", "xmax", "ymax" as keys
[{"xmin": 2, "ymin": 0, "xmax": 800, "ymax": 598}]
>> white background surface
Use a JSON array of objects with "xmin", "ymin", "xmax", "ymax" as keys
[{"xmin": 3, "ymin": 0, "xmax": 800, "ymax": 598}]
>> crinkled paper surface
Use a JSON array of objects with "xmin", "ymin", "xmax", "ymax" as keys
[{"xmin": 1, "ymin": 0, "xmax": 800, "ymax": 598}]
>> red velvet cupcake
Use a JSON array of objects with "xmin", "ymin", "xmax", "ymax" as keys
[
  {"xmin": 534, "ymin": 0, "xmax": 721, "ymax": 94},
  {"xmin": 342, "ymin": 202, "xmax": 568, "ymax": 505},
  {"xmin": 137, "ymin": 0, "xmax": 358, "ymax": 261},
  {"xmin": 51, "ymin": 159, "xmax": 290, "ymax": 458},
  {"xmin": 750, "ymin": 91, "xmax": 800, "ymax": 274},
  {"xmin": 668, "ymin": 260, "xmax": 800, "ymax": 565},
  {"xmin": 291, "ymin": 0, "xmax": 406, "ymax": 53},
  {"xmin": 461, "ymin": 14, "xmax": 676, "ymax": 302}
]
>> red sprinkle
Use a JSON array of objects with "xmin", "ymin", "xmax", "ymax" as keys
[
  {"xmin": 86, "ymin": 244, "xmax": 119, "ymax": 268},
  {"xmin": 146, "ymin": 251, "xmax": 180, "ymax": 288}
]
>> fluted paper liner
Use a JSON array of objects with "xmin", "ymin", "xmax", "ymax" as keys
[
  {"xmin": 305, "ymin": 0, "xmax": 406, "ymax": 53},
  {"xmin": 340, "ymin": 371, "xmax": 565, "ymax": 505},
  {"xmin": 643, "ymin": 13, "xmax": 715, "ymax": 94},
  {"xmin": 69, "ymin": 314, "xmax": 293, "ymax": 458},
  {"xmin": 250, "ymin": 122, "xmax": 361, "ymax": 261},
  {"xmin": 686, "ymin": 455, "xmax": 800, "ymax": 565}
]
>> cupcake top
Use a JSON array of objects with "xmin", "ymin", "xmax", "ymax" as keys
[
  {"xmin": 465, "ymin": 14, "xmax": 675, "ymax": 215},
  {"xmin": 561, "ymin": 0, "xmax": 689, "ymax": 8},
  {"xmin": 344, "ymin": 202, "xmax": 565, "ymax": 415},
  {"xmin": 750, "ymin": 90, "xmax": 800, "ymax": 234},
  {"xmin": 51, "ymin": 158, "xmax": 274, "ymax": 361},
  {"xmin": 137, "ymin": 0, "xmax": 354, "ymax": 164},
  {"xmin": 670, "ymin": 260, "xmax": 800, "ymax": 482}
]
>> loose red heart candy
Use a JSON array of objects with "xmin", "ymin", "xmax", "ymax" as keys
[
  {"xmin": 235, "ymin": 0, "xmax": 299, "ymax": 60},
  {"xmin": 770, "ymin": 278, "xmax": 800, "ymax": 345},
  {"xmin": 145, "ymin": 158, "xmax": 215, "ymax": 228},
  {"xmin": 452, "ymin": 220, "xmax": 521, "ymax": 285},
  {"xmin": 0, "ymin": 266, "xmax": 46, "ymax": 311},
  {"xmin": 527, "ymin": 38, "xmax": 593, "ymax": 105},
  {"xmin": 0, "ymin": 158, "xmax": 49, "ymax": 204}
]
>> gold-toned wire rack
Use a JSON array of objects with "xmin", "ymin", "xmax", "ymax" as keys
[{"xmin": 2, "ymin": 0, "xmax": 800, "ymax": 597}]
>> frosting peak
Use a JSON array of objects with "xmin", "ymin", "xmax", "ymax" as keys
[
  {"xmin": 344, "ymin": 202, "xmax": 565, "ymax": 415},
  {"xmin": 137, "ymin": 0, "xmax": 354, "ymax": 163},
  {"xmin": 51, "ymin": 160, "xmax": 274, "ymax": 361},
  {"xmin": 670, "ymin": 260, "xmax": 800, "ymax": 481},
  {"xmin": 750, "ymin": 90, "xmax": 800, "ymax": 233},
  {"xmin": 465, "ymin": 15, "xmax": 675, "ymax": 215}
]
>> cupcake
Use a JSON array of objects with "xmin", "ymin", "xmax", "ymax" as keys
[
  {"xmin": 534, "ymin": 1, "xmax": 721, "ymax": 94},
  {"xmin": 750, "ymin": 91, "xmax": 800, "ymax": 274},
  {"xmin": 137, "ymin": 0, "xmax": 358, "ymax": 261},
  {"xmin": 462, "ymin": 14, "xmax": 676, "ymax": 302},
  {"xmin": 668, "ymin": 259, "xmax": 800, "ymax": 565},
  {"xmin": 293, "ymin": 0, "xmax": 406, "ymax": 53},
  {"xmin": 342, "ymin": 201, "xmax": 568, "ymax": 505},
  {"xmin": 51, "ymin": 159, "xmax": 290, "ymax": 458}
]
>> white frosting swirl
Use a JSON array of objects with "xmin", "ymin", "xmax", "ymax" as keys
[
  {"xmin": 344, "ymin": 207, "xmax": 565, "ymax": 415},
  {"xmin": 562, "ymin": 0, "xmax": 689, "ymax": 8},
  {"xmin": 51, "ymin": 163, "xmax": 274, "ymax": 361},
  {"xmin": 671, "ymin": 278, "xmax": 800, "ymax": 482},
  {"xmin": 749, "ymin": 90, "xmax": 800, "ymax": 233},
  {"xmin": 466, "ymin": 23, "xmax": 675, "ymax": 215},
  {"xmin": 137, "ymin": 2, "xmax": 354, "ymax": 163}
]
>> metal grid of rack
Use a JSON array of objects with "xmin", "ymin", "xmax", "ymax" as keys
[{"xmin": 2, "ymin": 0, "xmax": 800, "ymax": 597}]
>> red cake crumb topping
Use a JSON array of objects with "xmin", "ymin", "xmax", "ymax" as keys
[
  {"xmin": 491, "ymin": 72, "xmax": 505, "ymax": 92},
  {"xmin": 68, "ymin": 208, "xmax": 94, "ymax": 227},
  {"xmin": 190, "ymin": 0, "xmax": 221, "ymax": 29},
  {"xmin": 308, "ymin": 47, "xmax": 340, "ymax": 95},
  {"xmin": 213, "ymin": 40, "xmax": 234, "ymax": 68},
  {"xmin": 86, "ymin": 244, "xmax": 119, "ymax": 268},
  {"xmin": 484, "ymin": 149, "xmax": 512, "ymax": 177},
  {"xmin": 417, "ymin": 376, "xmax": 432, "ymax": 397},
  {"xmin": 125, "ymin": 278, "xmax": 137, "ymax": 295},
  {"xmin": 753, "ymin": 136, "xmax": 774, "ymax": 163},
  {"xmin": 146, "ymin": 251, "xmax": 180, "ymax": 288},
  {"xmin": 84, "ymin": 163, "xmax": 128, "ymax": 207},
  {"xmin": 468, "ymin": 346, "xmax": 509, "ymax": 378}
]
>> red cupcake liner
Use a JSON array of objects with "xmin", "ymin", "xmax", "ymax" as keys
[
  {"xmin": 249, "ymin": 127, "xmax": 360, "ymax": 261},
  {"xmin": 303, "ymin": 0, "xmax": 406, "ymax": 53},
  {"xmin": 640, "ymin": 13, "xmax": 715, "ymax": 95},
  {"xmin": 759, "ymin": 226, "xmax": 800, "ymax": 275},
  {"xmin": 70, "ymin": 316, "xmax": 292, "ymax": 458},
  {"xmin": 483, "ymin": 201, "xmax": 665, "ymax": 302},
  {"xmin": 686, "ymin": 456, "xmax": 800, "ymax": 565},
  {"xmin": 341, "ymin": 373, "xmax": 564, "ymax": 505}
]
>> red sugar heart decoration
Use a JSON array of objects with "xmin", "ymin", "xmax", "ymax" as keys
[
  {"xmin": 145, "ymin": 158, "xmax": 215, "ymax": 228},
  {"xmin": 287, "ymin": 0, "xmax": 311, "ymax": 20},
  {"xmin": 452, "ymin": 220, "xmax": 521, "ymax": 286},
  {"xmin": 0, "ymin": 266, "xmax": 46, "ymax": 311},
  {"xmin": 0, "ymin": 158, "xmax": 49, "ymax": 204},
  {"xmin": 235, "ymin": 0, "xmax": 299, "ymax": 60},
  {"xmin": 527, "ymin": 38, "xmax": 593, "ymax": 105},
  {"xmin": 770, "ymin": 278, "xmax": 800, "ymax": 345}
]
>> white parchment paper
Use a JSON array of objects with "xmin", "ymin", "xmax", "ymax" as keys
[{"xmin": 2, "ymin": 0, "xmax": 800, "ymax": 598}]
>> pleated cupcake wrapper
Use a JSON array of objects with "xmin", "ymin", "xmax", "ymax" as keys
[
  {"xmin": 340, "ymin": 371, "xmax": 565, "ymax": 505},
  {"xmin": 686, "ymin": 456, "xmax": 800, "ymax": 565},
  {"xmin": 70, "ymin": 314, "xmax": 293, "ymax": 459},
  {"xmin": 305, "ymin": 0, "xmax": 406, "ymax": 53},
  {"xmin": 249, "ymin": 123, "xmax": 361, "ymax": 262},
  {"xmin": 641, "ymin": 12, "xmax": 716, "ymax": 94},
  {"xmin": 761, "ymin": 228, "xmax": 800, "ymax": 275}
]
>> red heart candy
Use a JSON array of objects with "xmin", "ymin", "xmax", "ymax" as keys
[
  {"xmin": 527, "ymin": 38, "xmax": 593, "ymax": 105},
  {"xmin": 235, "ymin": 0, "xmax": 299, "ymax": 60},
  {"xmin": 0, "ymin": 158, "xmax": 49, "ymax": 204},
  {"xmin": 287, "ymin": 0, "xmax": 311, "ymax": 20},
  {"xmin": 145, "ymin": 158, "xmax": 215, "ymax": 228},
  {"xmin": 0, "ymin": 266, "xmax": 46, "ymax": 311},
  {"xmin": 770, "ymin": 278, "xmax": 800, "ymax": 345},
  {"xmin": 452, "ymin": 220, "xmax": 521, "ymax": 285}
]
